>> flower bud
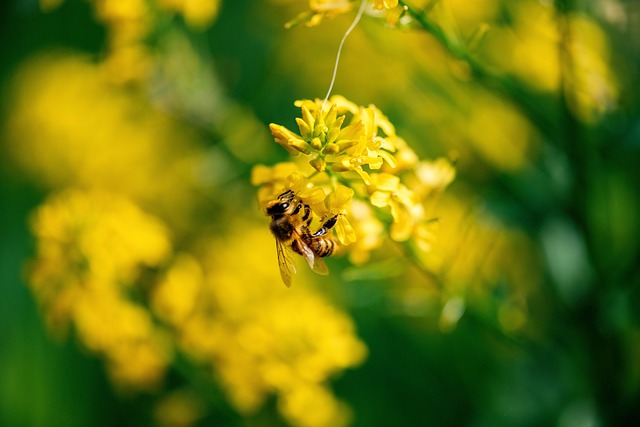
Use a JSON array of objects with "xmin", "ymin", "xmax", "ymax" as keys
[
  {"xmin": 309, "ymin": 157, "xmax": 326, "ymax": 172},
  {"xmin": 322, "ymin": 143, "xmax": 340, "ymax": 155},
  {"xmin": 331, "ymin": 157, "xmax": 354, "ymax": 172},
  {"xmin": 310, "ymin": 137, "xmax": 323, "ymax": 150},
  {"xmin": 289, "ymin": 138, "xmax": 312, "ymax": 154}
]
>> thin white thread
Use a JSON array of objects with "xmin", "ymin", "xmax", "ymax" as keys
[{"xmin": 322, "ymin": 0, "xmax": 368, "ymax": 111}]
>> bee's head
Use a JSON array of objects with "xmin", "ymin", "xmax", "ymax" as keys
[
  {"xmin": 265, "ymin": 190, "xmax": 297, "ymax": 216},
  {"xmin": 266, "ymin": 201, "xmax": 290, "ymax": 216}
]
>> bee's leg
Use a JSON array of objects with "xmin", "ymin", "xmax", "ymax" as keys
[
  {"xmin": 302, "ymin": 204, "xmax": 312, "ymax": 227},
  {"xmin": 291, "ymin": 239, "xmax": 303, "ymax": 255},
  {"xmin": 312, "ymin": 214, "xmax": 339, "ymax": 237}
]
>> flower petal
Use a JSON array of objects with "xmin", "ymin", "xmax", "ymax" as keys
[
  {"xmin": 329, "ymin": 184, "xmax": 354, "ymax": 209},
  {"xmin": 370, "ymin": 191, "xmax": 390, "ymax": 208},
  {"xmin": 336, "ymin": 216, "xmax": 356, "ymax": 245},
  {"xmin": 371, "ymin": 173, "xmax": 399, "ymax": 191}
]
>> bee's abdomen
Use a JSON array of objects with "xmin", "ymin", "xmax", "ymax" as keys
[{"xmin": 313, "ymin": 238, "xmax": 335, "ymax": 258}]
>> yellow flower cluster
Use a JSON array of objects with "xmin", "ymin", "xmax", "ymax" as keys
[
  {"xmin": 30, "ymin": 189, "xmax": 173, "ymax": 390},
  {"xmin": 435, "ymin": 206, "xmax": 536, "ymax": 333},
  {"xmin": 28, "ymin": 188, "xmax": 366, "ymax": 425},
  {"xmin": 482, "ymin": 2, "xmax": 618, "ymax": 123},
  {"xmin": 393, "ymin": 194, "xmax": 540, "ymax": 333},
  {"xmin": 270, "ymin": 97, "xmax": 399, "ymax": 182},
  {"xmin": 254, "ymin": 96, "xmax": 455, "ymax": 264},
  {"xmin": 152, "ymin": 225, "xmax": 367, "ymax": 427},
  {"xmin": 285, "ymin": 0, "xmax": 401, "ymax": 28},
  {"xmin": 4, "ymin": 54, "xmax": 201, "ymax": 228}
]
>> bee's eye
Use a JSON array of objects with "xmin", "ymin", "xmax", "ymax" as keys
[{"xmin": 267, "ymin": 202, "xmax": 288, "ymax": 215}]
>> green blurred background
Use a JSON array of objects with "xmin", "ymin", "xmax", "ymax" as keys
[{"xmin": 1, "ymin": 0, "xmax": 640, "ymax": 426}]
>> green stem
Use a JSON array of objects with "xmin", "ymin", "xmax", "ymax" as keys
[
  {"xmin": 397, "ymin": 0, "xmax": 558, "ymax": 143},
  {"xmin": 397, "ymin": 1, "xmax": 467, "ymax": 59}
]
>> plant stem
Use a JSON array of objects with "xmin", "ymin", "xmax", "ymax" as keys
[{"xmin": 397, "ymin": 0, "xmax": 559, "ymax": 143}]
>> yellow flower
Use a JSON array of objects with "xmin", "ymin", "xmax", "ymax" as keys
[
  {"xmin": 269, "ymin": 97, "xmax": 397, "ymax": 184},
  {"xmin": 30, "ymin": 189, "xmax": 171, "ymax": 289},
  {"xmin": 269, "ymin": 101, "xmax": 361, "ymax": 171},
  {"xmin": 324, "ymin": 184, "xmax": 357, "ymax": 245},
  {"xmin": 368, "ymin": 172, "xmax": 423, "ymax": 241},
  {"xmin": 406, "ymin": 194, "xmax": 540, "ymax": 332},
  {"xmin": 154, "ymin": 389, "xmax": 205, "ymax": 427},
  {"xmin": 329, "ymin": 103, "xmax": 398, "ymax": 183},
  {"xmin": 284, "ymin": 0, "xmax": 354, "ymax": 28},
  {"xmin": 152, "ymin": 254, "xmax": 203, "ymax": 327},
  {"xmin": 330, "ymin": 153, "xmax": 382, "ymax": 185},
  {"xmin": 347, "ymin": 200, "xmax": 384, "ymax": 264},
  {"xmin": 28, "ymin": 189, "xmax": 173, "ymax": 390},
  {"xmin": 252, "ymin": 162, "xmax": 303, "ymax": 208},
  {"xmin": 384, "ymin": 135, "xmax": 418, "ymax": 172},
  {"xmin": 279, "ymin": 384, "xmax": 352, "ymax": 427},
  {"xmin": 5, "ymin": 53, "xmax": 203, "ymax": 226},
  {"xmin": 284, "ymin": 0, "xmax": 402, "ymax": 28},
  {"xmin": 371, "ymin": 0, "xmax": 399, "ymax": 10},
  {"xmin": 173, "ymin": 224, "xmax": 367, "ymax": 424},
  {"xmin": 74, "ymin": 288, "xmax": 172, "ymax": 390},
  {"xmin": 157, "ymin": 0, "xmax": 221, "ymax": 29},
  {"xmin": 414, "ymin": 157, "xmax": 456, "ymax": 196}
]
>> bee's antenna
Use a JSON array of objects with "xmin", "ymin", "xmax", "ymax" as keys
[{"xmin": 321, "ymin": 0, "xmax": 368, "ymax": 111}]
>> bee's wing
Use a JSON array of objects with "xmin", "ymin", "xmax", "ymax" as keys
[
  {"xmin": 276, "ymin": 239, "xmax": 295, "ymax": 287},
  {"xmin": 294, "ymin": 234, "xmax": 329, "ymax": 276},
  {"xmin": 310, "ymin": 256, "xmax": 329, "ymax": 276}
]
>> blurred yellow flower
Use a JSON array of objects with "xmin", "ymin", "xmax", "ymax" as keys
[
  {"xmin": 565, "ymin": 13, "xmax": 618, "ymax": 122},
  {"xmin": 284, "ymin": 0, "xmax": 402, "ymax": 28},
  {"xmin": 169, "ymin": 225, "xmax": 367, "ymax": 426},
  {"xmin": 152, "ymin": 254, "xmax": 203, "ymax": 327},
  {"xmin": 371, "ymin": 0, "xmax": 398, "ymax": 10},
  {"xmin": 28, "ymin": 186, "xmax": 368, "ymax": 421},
  {"xmin": 154, "ymin": 389, "xmax": 205, "ymax": 427},
  {"xmin": 285, "ymin": 0, "xmax": 354, "ymax": 28},
  {"xmin": 29, "ymin": 189, "xmax": 173, "ymax": 390},
  {"xmin": 369, "ymin": 172, "xmax": 423, "ymax": 241},
  {"xmin": 462, "ymin": 92, "xmax": 538, "ymax": 172},
  {"xmin": 252, "ymin": 162, "xmax": 303, "ymax": 206},
  {"xmin": 415, "ymin": 158, "xmax": 456, "ymax": 194},
  {"xmin": 347, "ymin": 200, "xmax": 384, "ymax": 264},
  {"xmin": 483, "ymin": 2, "xmax": 618, "ymax": 123},
  {"xmin": 157, "ymin": 0, "xmax": 221, "ymax": 28},
  {"xmin": 74, "ymin": 288, "xmax": 172, "ymax": 390},
  {"xmin": 412, "ymin": 193, "xmax": 540, "ymax": 332},
  {"xmin": 279, "ymin": 383, "xmax": 352, "ymax": 427},
  {"xmin": 5, "ymin": 53, "xmax": 203, "ymax": 227}
]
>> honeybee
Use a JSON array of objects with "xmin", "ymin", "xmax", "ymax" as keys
[{"xmin": 266, "ymin": 189, "xmax": 338, "ymax": 287}]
